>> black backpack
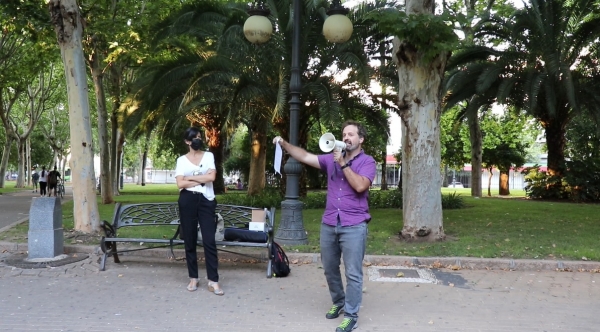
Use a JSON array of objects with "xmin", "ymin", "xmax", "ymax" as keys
[
  {"xmin": 48, "ymin": 171, "xmax": 58, "ymax": 185},
  {"xmin": 271, "ymin": 242, "xmax": 290, "ymax": 277}
]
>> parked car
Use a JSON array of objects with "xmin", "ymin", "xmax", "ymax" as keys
[{"xmin": 449, "ymin": 181, "xmax": 464, "ymax": 188}]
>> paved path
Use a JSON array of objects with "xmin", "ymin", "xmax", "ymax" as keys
[
  {"xmin": 0, "ymin": 253, "xmax": 598, "ymax": 332},
  {"xmin": 0, "ymin": 186, "xmax": 72, "ymax": 231},
  {"xmin": 0, "ymin": 189, "xmax": 599, "ymax": 331}
]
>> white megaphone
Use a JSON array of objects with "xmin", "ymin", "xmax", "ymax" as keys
[{"xmin": 319, "ymin": 133, "xmax": 346, "ymax": 152}]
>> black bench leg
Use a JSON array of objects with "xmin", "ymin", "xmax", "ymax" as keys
[
  {"xmin": 99, "ymin": 240, "xmax": 119, "ymax": 270},
  {"xmin": 100, "ymin": 253, "xmax": 108, "ymax": 271},
  {"xmin": 267, "ymin": 245, "xmax": 273, "ymax": 278},
  {"xmin": 100, "ymin": 221, "xmax": 121, "ymax": 265},
  {"xmin": 112, "ymin": 242, "xmax": 121, "ymax": 263}
]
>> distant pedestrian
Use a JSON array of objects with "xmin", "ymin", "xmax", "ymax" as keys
[
  {"xmin": 39, "ymin": 166, "xmax": 48, "ymax": 196},
  {"xmin": 31, "ymin": 170, "xmax": 40, "ymax": 193},
  {"xmin": 47, "ymin": 166, "xmax": 62, "ymax": 197},
  {"xmin": 236, "ymin": 179, "xmax": 243, "ymax": 190}
]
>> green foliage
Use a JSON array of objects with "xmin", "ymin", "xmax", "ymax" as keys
[
  {"xmin": 480, "ymin": 111, "xmax": 532, "ymax": 171},
  {"xmin": 524, "ymin": 160, "xmax": 600, "ymax": 202},
  {"xmin": 565, "ymin": 112, "xmax": 600, "ymax": 162},
  {"xmin": 368, "ymin": 189, "xmax": 403, "ymax": 208},
  {"xmin": 30, "ymin": 132, "xmax": 54, "ymax": 169},
  {"xmin": 147, "ymin": 129, "xmax": 181, "ymax": 170},
  {"xmin": 523, "ymin": 166, "xmax": 564, "ymax": 200},
  {"xmin": 563, "ymin": 160, "xmax": 600, "ymax": 202},
  {"xmin": 217, "ymin": 187, "xmax": 282, "ymax": 208},
  {"xmin": 223, "ymin": 126, "xmax": 250, "ymax": 180},
  {"xmin": 216, "ymin": 187, "xmax": 464, "ymax": 210},
  {"xmin": 440, "ymin": 107, "xmax": 470, "ymax": 168},
  {"xmin": 441, "ymin": 192, "xmax": 465, "ymax": 209},
  {"xmin": 299, "ymin": 191, "xmax": 327, "ymax": 209},
  {"xmin": 365, "ymin": 9, "xmax": 459, "ymax": 63},
  {"xmin": 444, "ymin": 0, "xmax": 600, "ymax": 177}
]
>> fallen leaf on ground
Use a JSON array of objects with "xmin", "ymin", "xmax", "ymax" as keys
[{"xmin": 431, "ymin": 261, "xmax": 443, "ymax": 269}]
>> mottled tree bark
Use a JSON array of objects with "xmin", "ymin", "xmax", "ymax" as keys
[
  {"xmin": 49, "ymin": 0, "xmax": 100, "ymax": 233},
  {"xmin": 499, "ymin": 171, "xmax": 510, "ymax": 195},
  {"xmin": 88, "ymin": 42, "xmax": 113, "ymax": 203},
  {"xmin": 394, "ymin": 0, "xmax": 445, "ymax": 241},
  {"xmin": 248, "ymin": 116, "xmax": 267, "ymax": 195}
]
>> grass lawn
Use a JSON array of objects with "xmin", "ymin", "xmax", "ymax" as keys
[
  {"xmin": 1, "ymin": 184, "xmax": 598, "ymax": 262},
  {"xmin": 0, "ymin": 181, "xmax": 27, "ymax": 195}
]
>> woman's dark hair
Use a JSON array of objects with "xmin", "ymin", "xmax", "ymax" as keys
[{"xmin": 183, "ymin": 127, "xmax": 203, "ymax": 142}]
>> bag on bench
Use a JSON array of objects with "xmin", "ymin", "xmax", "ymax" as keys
[
  {"xmin": 198, "ymin": 213, "xmax": 225, "ymax": 241},
  {"xmin": 271, "ymin": 242, "xmax": 290, "ymax": 277},
  {"xmin": 223, "ymin": 228, "xmax": 268, "ymax": 243}
]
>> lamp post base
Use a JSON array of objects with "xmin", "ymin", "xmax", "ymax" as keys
[{"xmin": 274, "ymin": 199, "xmax": 308, "ymax": 245}]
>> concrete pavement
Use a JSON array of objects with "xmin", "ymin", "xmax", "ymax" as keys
[{"xmin": 0, "ymin": 189, "xmax": 599, "ymax": 331}]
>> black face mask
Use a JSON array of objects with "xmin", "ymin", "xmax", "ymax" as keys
[{"xmin": 191, "ymin": 138, "xmax": 204, "ymax": 151}]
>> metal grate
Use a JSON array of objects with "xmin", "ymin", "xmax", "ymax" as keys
[{"xmin": 367, "ymin": 266, "xmax": 438, "ymax": 284}]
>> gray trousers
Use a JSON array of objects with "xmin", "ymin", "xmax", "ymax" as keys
[{"xmin": 320, "ymin": 220, "xmax": 367, "ymax": 319}]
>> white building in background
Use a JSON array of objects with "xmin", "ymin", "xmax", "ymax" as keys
[
  {"xmin": 93, "ymin": 155, "xmax": 177, "ymax": 184},
  {"xmin": 144, "ymin": 169, "xmax": 177, "ymax": 184},
  {"xmin": 386, "ymin": 112, "xmax": 402, "ymax": 156}
]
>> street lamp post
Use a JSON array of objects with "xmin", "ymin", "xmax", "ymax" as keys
[{"xmin": 244, "ymin": 0, "xmax": 352, "ymax": 245}]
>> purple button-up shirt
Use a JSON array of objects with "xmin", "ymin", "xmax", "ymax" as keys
[{"xmin": 317, "ymin": 150, "xmax": 376, "ymax": 227}]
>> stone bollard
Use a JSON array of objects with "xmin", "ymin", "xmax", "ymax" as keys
[{"xmin": 28, "ymin": 197, "xmax": 64, "ymax": 259}]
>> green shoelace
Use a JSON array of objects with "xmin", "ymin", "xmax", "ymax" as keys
[
  {"xmin": 338, "ymin": 318, "xmax": 353, "ymax": 329},
  {"xmin": 328, "ymin": 305, "xmax": 341, "ymax": 315}
]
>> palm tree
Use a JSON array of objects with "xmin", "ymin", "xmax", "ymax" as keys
[
  {"xmin": 262, "ymin": 0, "xmax": 391, "ymax": 196},
  {"xmin": 125, "ymin": 1, "xmax": 249, "ymax": 194},
  {"xmin": 129, "ymin": 0, "xmax": 389, "ymax": 196},
  {"xmin": 443, "ymin": 0, "xmax": 517, "ymax": 198},
  {"xmin": 445, "ymin": 0, "xmax": 600, "ymax": 181}
]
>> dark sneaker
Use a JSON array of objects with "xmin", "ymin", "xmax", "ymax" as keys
[
  {"xmin": 325, "ymin": 305, "xmax": 344, "ymax": 319},
  {"xmin": 336, "ymin": 318, "xmax": 358, "ymax": 332}
]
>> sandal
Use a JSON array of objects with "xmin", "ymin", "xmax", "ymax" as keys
[
  {"xmin": 187, "ymin": 279, "xmax": 199, "ymax": 292},
  {"xmin": 207, "ymin": 281, "xmax": 224, "ymax": 296}
]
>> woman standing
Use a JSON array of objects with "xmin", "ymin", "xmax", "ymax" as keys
[
  {"xmin": 175, "ymin": 127, "xmax": 223, "ymax": 295},
  {"xmin": 39, "ymin": 166, "xmax": 48, "ymax": 197}
]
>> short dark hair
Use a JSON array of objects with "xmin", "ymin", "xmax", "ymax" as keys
[
  {"xmin": 342, "ymin": 120, "xmax": 367, "ymax": 140},
  {"xmin": 183, "ymin": 127, "xmax": 203, "ymax": 142}
]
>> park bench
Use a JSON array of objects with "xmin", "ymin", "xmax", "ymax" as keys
[{"xmin": 99, "ymin": 202, "xmax": 275, "ymax": 277}]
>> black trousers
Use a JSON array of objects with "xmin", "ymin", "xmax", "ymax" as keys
[
  {"xmin": 39, "ymin": 182, "xmax": 47, "ymax": 196},
  {"xmin": 178, "ymin": 190, "xmax": 218, "ymax": 281}
]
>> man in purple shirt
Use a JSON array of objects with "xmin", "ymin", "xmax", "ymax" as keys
[{"xmin": 274, "ymin": 120, "xmax": 375, "ymax": 332}]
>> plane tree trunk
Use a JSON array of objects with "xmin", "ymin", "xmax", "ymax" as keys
[
  {"xmin": 394, "ymin": 0, "xmax": 446, "ymax": 241},
  {"xmin": 49, "ymin": 0, "xmax": 100, "ymax": 233}
]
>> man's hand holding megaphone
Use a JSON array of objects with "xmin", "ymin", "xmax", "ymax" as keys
[{"xmin": 273, "ymin": 135, "xmax": 347, "ymax": 169}]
